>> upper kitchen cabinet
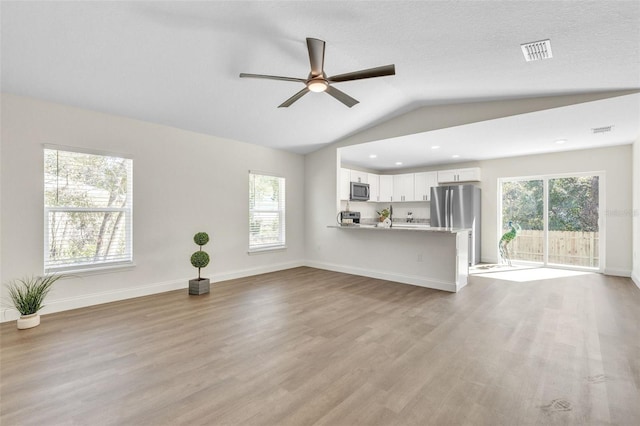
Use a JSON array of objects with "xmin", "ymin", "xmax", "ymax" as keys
[
  {"xmin": 340, "ymin": 168, "xmax": 351, "ymax": 200},
  {"xmin": 437, "ymin": 167, "xmax": 481, "ymax": 184},
  {"xmin": 379, "ymin": 175, "xmax": 393, "ymax": 202},
  {"xmin": 350, "ymin": 170, "xmax": 368, "ymax": 184},
  {"xmin": 340, "ymin": 167, "xmax": 372, "ymax": 201},
  {"xmin": 368, "ymin": 173, "xmax": 380, "ymax": 202},
  {"xmin": 457, "ymin": 167, "xmax": 481, "ymax": 182},
  {"xmin": 414, "ymin": 171, "xmax": 438, "ymax": 201},
  {"xmin": 393, "ymin": 173, "xmax": 415, "ymax": 202}
]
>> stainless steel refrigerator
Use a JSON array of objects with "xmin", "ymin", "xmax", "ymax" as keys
[{"xmin": 430, "ymin": 184, "xmax": 481, "ymax": 265}]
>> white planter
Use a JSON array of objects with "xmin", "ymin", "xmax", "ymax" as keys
[{"xmin": 17, "ymin": 313, "xmax": 40, "ymax": 330}]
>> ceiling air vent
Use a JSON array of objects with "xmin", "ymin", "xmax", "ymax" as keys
[
  {"xmin": 592, "ymin": 125, "xmax": 614, "ymax": 134},
  {"xmin": 521, "ymin": 39, "xmax": 553, "ymax": 62}
]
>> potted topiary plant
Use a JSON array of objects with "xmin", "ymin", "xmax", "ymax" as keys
[
  {"xmin": 4, "ymin": 274, "xmax": 66, "ymax": 329},
  {"xmin": 189, "ymin": 232, "xmax": 211, "ymax": 295}
]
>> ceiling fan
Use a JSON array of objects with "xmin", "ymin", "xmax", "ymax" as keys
[{"xmin": 239, "ymin": 37, "xmax": 396, "ymax": 108}]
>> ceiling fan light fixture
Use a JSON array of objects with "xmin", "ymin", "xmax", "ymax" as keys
[
  {"xmin": 240, "ymin": 37, "xmax": 395, "ymax": 107},
  {"xmin": 307, "ymin": 79, "xmax": 328, "ymax": 92}
]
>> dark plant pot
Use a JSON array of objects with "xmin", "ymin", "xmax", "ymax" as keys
[{"xmin": 189, "ymin": 278, "xmax": 210, "ymax": 295}]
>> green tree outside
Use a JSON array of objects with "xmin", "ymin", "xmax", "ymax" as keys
[{"xmin": 501, "ymin": 176, "xmax": 599, "ymax": 233}]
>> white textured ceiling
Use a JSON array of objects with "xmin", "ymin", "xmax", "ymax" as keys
[
  {"xmin": 2, "ymin": 1, "xmax": 639, "ymax": 156},
  {"xmin": 340, "ymin": 93, "xmax": 640, "ymax": 170}
]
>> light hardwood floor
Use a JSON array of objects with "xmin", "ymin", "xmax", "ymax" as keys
[{"xmin": 1, "ymin": 267, "xmax": 639, "ymax": 425}]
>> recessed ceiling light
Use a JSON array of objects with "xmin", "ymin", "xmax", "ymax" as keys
[
  {"xmin": 395, "ymin": 161, "xmax": 403, "ymax": 166},
  {"xmin": 369, "ymin": 154, "xmax": 377, "ymax": 158},
  {"xmin": 431, "ymin": 146, "xmax": 440, "ymax": 150},
  {"xmin": 452, "ymin": 155, "xmax": 460, "ymax": 158},
  {"xmin": 555, "ymin": 139, "xmax": 567, "ymax": 144}
]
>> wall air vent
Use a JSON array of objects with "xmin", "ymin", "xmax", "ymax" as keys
[
  {"xmin": 592, "ymin": 125, "xmax": 614, "ymax": 134},
  {"xmin": 521, "ymin": 39, "xmax": 553, "ymax": 62}
]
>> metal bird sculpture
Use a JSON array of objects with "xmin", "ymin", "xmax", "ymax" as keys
[{"xmin": 499, "ymin": 221, "xmax": 521, "ymax": 266}]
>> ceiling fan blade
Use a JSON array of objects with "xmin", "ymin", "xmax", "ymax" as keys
[
  {"xmin": 325, "ymin": 85, "xmax": 359, "ymax": 108},
  {"xmin": 328, "ymin": 64, "xmax": 396, "ymax": 83},
  {"xmin": 306, "ymin": 38, "xmax": 326, "ymax": 77},
  {"xmin": 278, "ymin": 87, "xmax": 310, "ymax": 108},
  {"xmin": 239, "ymin": 73, "xmax": 306, "ymax": 83}
]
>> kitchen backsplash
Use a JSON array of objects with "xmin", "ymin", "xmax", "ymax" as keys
[{"xmin": 340, "ymin": 201, "xmax": 430, "ymax": 221}]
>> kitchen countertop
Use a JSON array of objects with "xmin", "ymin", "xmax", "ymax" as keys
[{"xmin": 327, "ymin": 224, "xmax": 470, "ymax": 234}]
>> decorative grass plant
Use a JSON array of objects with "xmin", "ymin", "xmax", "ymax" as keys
[{"xmin": 5, "ymin": 274, "xmax": 64, "ymax": 316}]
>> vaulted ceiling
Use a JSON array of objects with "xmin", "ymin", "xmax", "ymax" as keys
[{"xmin": 2, "ymin": 1, "xmax": 639, "ymax": 159}]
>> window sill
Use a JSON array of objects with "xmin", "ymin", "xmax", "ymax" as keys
[
  {"xmin": 45, "ymin": 262, "xmax": 136, "ymax": 276},
  {"xmin": 247, "ymin": 246, "xmax": 287, "ymax": 255}
]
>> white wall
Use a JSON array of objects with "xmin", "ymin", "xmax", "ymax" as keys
[
  {"xmin": 633, "ymin": 137, "xmax": 640, "ymax": 287},
  {"xmin": 0, "ymin": 94, "xmax": 305, "ymax": 321}
]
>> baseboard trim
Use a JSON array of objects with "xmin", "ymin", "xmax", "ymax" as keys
[
  {"xmin": 632, "ymin": 271, "xmax": 640, "ymax": 290},
  {"xmin": 212, "ymin": 260, "xmax": 306, "ymax": 283},
  {"xmin": 1, "ymin": 277, "xmax": 189, "ymax": 323},
  {"xmin": 481, "ymin": 257, "xmax": 500, "ymax": 265},
  {"xmin": 305, "ymin": 260, "xmax": 458, "ymax": 293},
  {"xmin": 603, "ymin": 268, "xmax": 632, "ymax": 277},
  {"xmin": 0, "ymin": 260, "xmax": 307, "ymax": 323}
]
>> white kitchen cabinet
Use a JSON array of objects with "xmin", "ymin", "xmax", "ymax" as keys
[
  {"xmin": 457, "ymin": 167, "xmax": 481, "ymax": 182},
  {"xmin": 414, "ymin": 171, "xmax": 438, "ymax": 201},
  {"xmin": 340, "ymin": 168, "xmax": 351, "ymax": 200},
  {"xmin": 379, "ymin": 175, "xmax": 393, "ymax": 202},
  {"xmin": 437, "ymin": 169, "xmax": 457, "ymax": 183},
  {"xmin": 367, "ymin": 173, "xmax": 380, "ymax": 202},
  {"xmin": 393, "ymin": 173, "xmax": 415, "ymax": 202},
  {"xmin": 350, "ymin": 170, "xmax": 368, "ymax": 184},
  {"xmin": 437, "ymin": 167, "xmax": 481, "ymax": 184}
]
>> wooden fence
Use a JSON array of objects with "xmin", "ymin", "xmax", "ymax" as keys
[{"xmin": 507, "ymin": 230, "xmax": 599, "ymax": 267}]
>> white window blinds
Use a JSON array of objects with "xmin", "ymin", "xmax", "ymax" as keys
[
  {"xmin": 44, "ymin": 148, "xmax": 133, "ymax": 272},
  {"xmin": 249, "ymin": 172, "xmax": 286, "ymax": 251}
]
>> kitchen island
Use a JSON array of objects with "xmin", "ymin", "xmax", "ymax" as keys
[{"xmin": 326, "ymin": 224, "xmax": 470, "ymax": 292}]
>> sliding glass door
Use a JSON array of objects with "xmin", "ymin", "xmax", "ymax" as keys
[
  {"xmin": 499, "ymin": 173, "xmax": 602, "ymax": 271},
  {"xmin": 548, "ymin": 176, "xmax": 600, "ymax": 268},
  {"xmin": 501, "ymin": 179, "xmax": 544, "ymax": 264}
]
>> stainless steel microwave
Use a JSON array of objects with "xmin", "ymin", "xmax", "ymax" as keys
[{"xmin": 350, "ymin": 182, "xmax": 370, "ymax": 201}]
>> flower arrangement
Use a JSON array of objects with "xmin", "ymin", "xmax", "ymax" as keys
[{"xmin": 376, "ymin": 208, "xmax": 390, "ymax": 222}]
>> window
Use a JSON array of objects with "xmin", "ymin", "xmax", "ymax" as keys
[
  {"xmin": 44, "ymin": 147, "xmax": 133, "ymax": 272},
  {"xmin": 249, "ymin": 171, "xmax": 285, "ymax": 252}
]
